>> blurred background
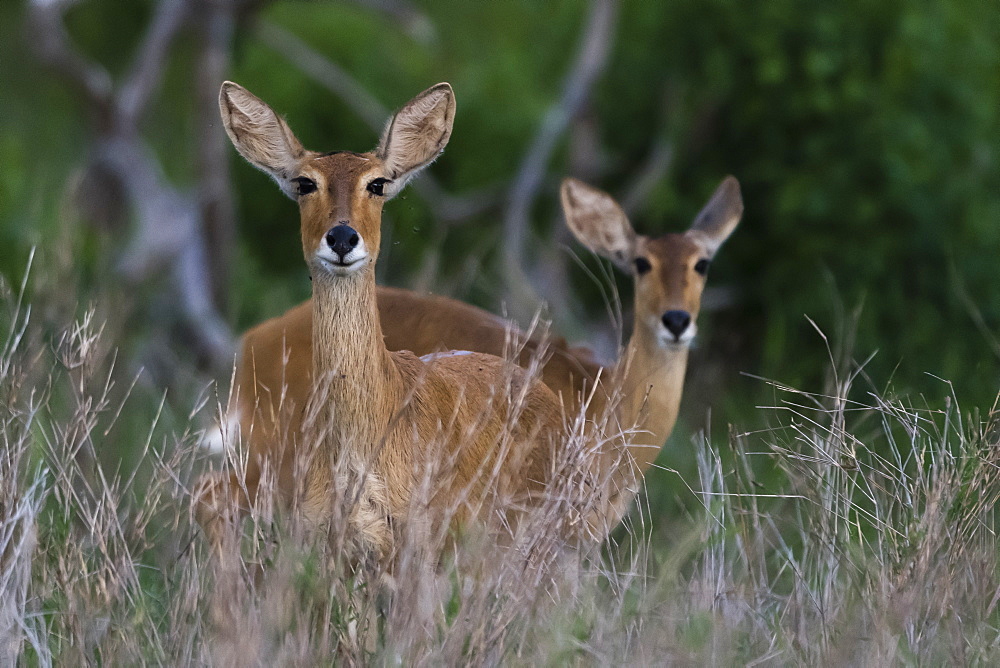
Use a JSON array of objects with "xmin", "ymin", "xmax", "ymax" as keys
[{"xmin": 2, "ymin": 0, "xmax": 998, "ymax": 513}]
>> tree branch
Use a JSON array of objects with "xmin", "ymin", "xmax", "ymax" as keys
[
  {"xmin": 117, "ymin": 0, "xmax": 192, "ymax": 127},
  {"xmin": 619, "ymin": 137, "xmax": 674, "ymax": 218},
  {"xmin": 618, "ymin": 87, "xmax": 677, "ymax": 217},
  {"xmin": 500, "ymin": 0, "xmax": 617, "ymax": 317},
  {"xmin": 87, "ymin": 136, "xmax": 234, "ymax": 367},
  {"xmin": 28, "ymin": 0, "xmax": 237, "ymax": 371},
  {"xmin": 343, "ymin": 0, "xmax": 435, "ymax": 43},
  {"xmin": 26, "ymin": 0, "xmax": 115, "ymax": 126},
  {"xmin": 195, "ymin": 1, "xmax": 238, "ymax": 310},
  {"xmin": 255, "ymin": 21, "xmax": 388, "ymax": 129}
]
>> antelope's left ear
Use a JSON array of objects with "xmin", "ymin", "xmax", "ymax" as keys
[
  {"xmin": 376, "ymin": 83, "xmax": 456, "ymax": 198},
  {"xmin": 688, "ymin": 176, "xmax": 743, "ymax": 257},
  {"xmin": 219, "ymin": 81, "xmax": 309, "ymax": 199},
  {"xmin": 561, "ymin": 178, "xmax": 636, "ymax": 273}
]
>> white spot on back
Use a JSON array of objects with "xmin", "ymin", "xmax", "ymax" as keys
[{"xmin": 420, "ymin": 350, "xmax": 475, "ymax": 362}]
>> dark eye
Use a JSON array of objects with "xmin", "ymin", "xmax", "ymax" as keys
[
  {"xmin": 634, "ymin": 257, "xmax": 652, "ymax": 275},
  {"xmin": 292, "ymin": 177, "xmax": 316, "ymax": 196},
  {"xmin": 694, "ymin": 258, "xmax": 711, "ymax": 276},
  {"xmin": 366, "ymin": 177, "xmax": 391, "ymax": 197}
]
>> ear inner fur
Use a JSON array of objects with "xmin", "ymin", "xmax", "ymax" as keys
[
  {"xmin": 377, "ymin": 83, "xmax": 456, "ymax": 189},
  {"xmin": 218, "ymin": 81, "xmax": 310, "ymax": 198},
  {"xmin": 560, "ymin": 177, "xmax": 636, "ymax": 271},
  {"xmin": 689, "ymin": 175, "xmax": 743, "ymax": 256}
]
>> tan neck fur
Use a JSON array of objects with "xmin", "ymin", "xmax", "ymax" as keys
[
  {"xmin": 615, "ymin": 321, "xmax": 689, "ymax": 477},
  {"xmin": 311, "ymin": 268, "xmax": 400, "ymax": 454}
]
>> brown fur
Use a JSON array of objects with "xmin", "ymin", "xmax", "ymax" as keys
[
  {"xmin": 198, "ymin": 83, "xmax": 568, "ymax": 556},
  {"xmin": 195, "ymin": 174, "xmax": 740, "ymax": 545},
  {"xmin": 560, "ymin": 177, "xmax": 743, "ymax": 528},
  {"xmin": 199, "ymin": 288, "xmax": 600, "ymax": 521},
  {"xmin": 195, "ymin": 81, "xmax": 740, "ymax": 546}
]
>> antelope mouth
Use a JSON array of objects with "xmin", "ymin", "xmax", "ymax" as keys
[
  {"xmin": 657, "ymin": 325, "xmax": 697, "ymax": 348},
  {"xmin": 317, "ymin": 254, "xmax": 368, "ymax": 276},
  {"xmin": 315, "ymin": 235, "xmax": 370, "ymax": 275},
  {"xmin": 660, "ymin": 335, "xmax": 692, "ymax": 348}
]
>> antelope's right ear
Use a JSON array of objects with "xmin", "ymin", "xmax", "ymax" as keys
[
  {"xmin": 688, "ymin": 176, "xmax": 743, "ymax": 257},
  {"xmin": 561, "ymin": 178, "xmax": 636, "ymax": 272},
  {"xmin": 219, "ymin": 81, "xmax": 308, "ymax": 199},
  {"xmin": 376, "ymin": 83, "xmax": 456, "ymax": 198}
]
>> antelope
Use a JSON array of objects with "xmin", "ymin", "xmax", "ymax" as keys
[
  {"xmin": 197, "ymin": 174, "xmax": 740, "ymax": 545},
  {"xmin": 196, "ymin": 288, "xmax": 597, "ymax": 532},
  {"xmin": 557, "ymin": 176, "xmax": 743, "ymax": 527},
  {"xmin": 202, "ymin": 81, "xmax": 568, "ymax": 557}
]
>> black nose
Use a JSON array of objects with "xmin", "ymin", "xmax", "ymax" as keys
[
  {"xmin": 661, "ymin": 310, "xmax": 691, "ymax": 339},
  {"xmin": 325, "ymin": 224, "xmax": 359, "ymax": 259}
]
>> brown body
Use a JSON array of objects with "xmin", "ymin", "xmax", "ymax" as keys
[
  {"xmin": 200, "ymin": 81, "xmax": 571, "ymax": 555},
  {"xmin": 196, "ymin": 80, "xmax": 742, "ymax": 545},
  {"xmin": 303, "ymin": 271, "xmax": 563, "ymax": 553},
  {"xmin": 205, "ymin": 175, "xmax": 742, "ymax": 540},
  {"xmin": 218, "ymin": 287, "xmax": 600, "ymax": 516}
]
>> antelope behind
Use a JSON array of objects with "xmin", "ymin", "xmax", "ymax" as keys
[
  {"xmin": 211, "ymin": 81, "xmax": 568, "ymax": 556},
  {"xmin": 559, "ymin": 176, "xmax": 743, "ymax": 529}
]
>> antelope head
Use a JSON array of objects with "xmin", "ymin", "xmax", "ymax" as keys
[
  {"xmin": 561, "ymin": 177, "xmax": 743, "ymax": 348},
  {"xmin": 218, "ymin": 81, "xmax": 456, "ymax": 279}
]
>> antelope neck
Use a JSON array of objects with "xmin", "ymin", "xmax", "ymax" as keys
[
  {"xmin": 616, "ymin": 322, "xmax": 689, "ymax": 475},
  {"xmin": 311, "ymin": 268, "xmax": 399, "ymax": 451}
]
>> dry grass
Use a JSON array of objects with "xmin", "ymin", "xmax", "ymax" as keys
[{"xmin": 2, "ymin": 273, "xmax": 1000, "ymax": 666}]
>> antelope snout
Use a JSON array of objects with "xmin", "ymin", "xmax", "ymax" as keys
[
  {"xmin": 317, "ymin": 223, "xmax": 368, "ymax": 275},
  {"xmin": 326, "ymin": 224, "xmax": 359, "ymax": 259},
  {"xmin": 661, "ymin": 310, "xmax": 692, "ymax": 342}
]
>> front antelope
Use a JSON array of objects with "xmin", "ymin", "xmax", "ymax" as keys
[
  {"xmin": 196, "ymin": 289, "xmax": 596, "ymax": 541},
  {"xmin": 213, "ymin": 81, "xmax": 565, "ymax": 556},
  {"xmin": 558, "ymin": 176, "xmax": 742, "ymax": 529}
]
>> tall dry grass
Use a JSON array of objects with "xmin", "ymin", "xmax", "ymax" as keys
[{"xmin": 2, "ymin": 267, "xmax": 999, "ymax": 665}]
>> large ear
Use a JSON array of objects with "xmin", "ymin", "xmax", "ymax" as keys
[
  {"xmin": 375, "ymin": 83, "xmax": 456, "ymax": 198},
  {"xmin": 219, "ymin": 81, "xmax": 308, "ymax": 199},
  {"xmin": 561, "ymin": 178, "xmax": 636, "ymax": 272},
  {"xmin": 688, "ymin": 176, "xmax": 743, "ymax": 257}
]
